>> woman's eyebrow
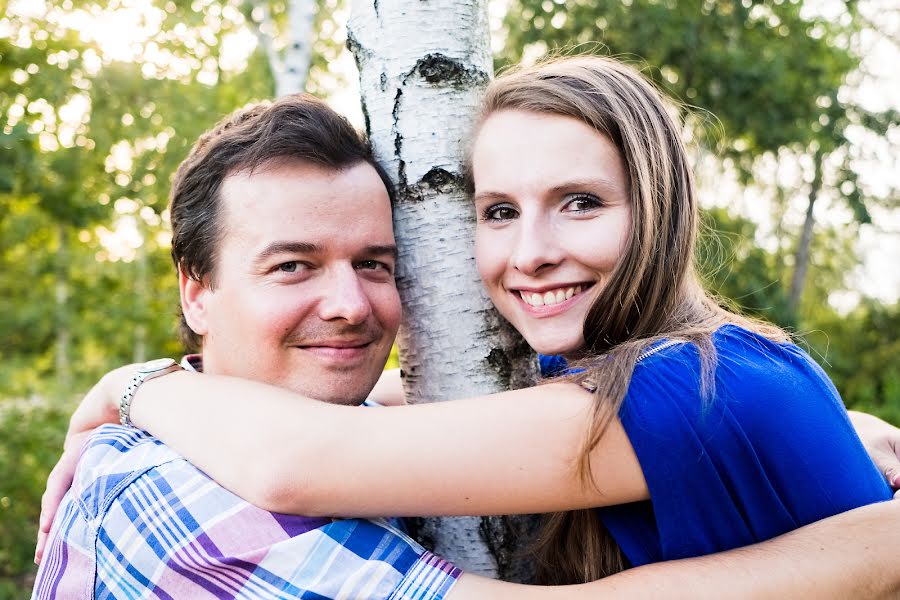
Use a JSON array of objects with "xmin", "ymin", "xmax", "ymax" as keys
[
  {"xmin": 547, "ymin": 177, "xmax": 626, "ymax": 196},
  {"xmin": 472, "ymin": 190, "xmax": 511, "ymax": 205}
]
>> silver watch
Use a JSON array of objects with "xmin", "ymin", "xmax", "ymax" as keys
[{"xmin": 119, "ymin": 358, "xmax": 184, "ymax": 427}]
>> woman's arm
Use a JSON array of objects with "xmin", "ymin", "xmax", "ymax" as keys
[
  {"xmin": 122, "ymin": 369, "xmax": 648, "ymax": 516},
  {"xmin": 452, "ymin": 500, "xmax": 900, "ymax": 599},
  {"xmin": 60, "ymin": 365, "xmax": 900, "ymax": 518}
]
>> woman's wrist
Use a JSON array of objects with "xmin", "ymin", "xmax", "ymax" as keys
[
  {"xmin": 104, "ymin": 365, "xmax": 142, "ymax": 424},
  {"xmin": 128, "ymin": 369, "xmax": 193, "ymax": 430}
]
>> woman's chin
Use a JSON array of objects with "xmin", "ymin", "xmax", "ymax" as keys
[{"xmin": 527, "ymin": 337, "xmax": 585, "ymax": 359}]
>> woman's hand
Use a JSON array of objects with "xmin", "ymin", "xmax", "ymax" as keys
[
  {"xmin": 34, "ymin": 364, "xmax": 139, "ymax": 564},
  {"xmin": 849, "ymin": 410, "xmax": 900, "ymax": 498}
]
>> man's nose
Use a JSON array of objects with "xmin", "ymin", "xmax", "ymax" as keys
[
  {"xmin": 511, "ymin": 214, "xmax": 564, "ymax": 276},
  {"xmin": 317, "ymin": 265, "xmax": 373, "ymax": 324}
]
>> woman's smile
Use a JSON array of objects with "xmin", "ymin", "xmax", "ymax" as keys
[{"xmin": 472, "ymin": 109, "xmax": 631, "ymax": 356}]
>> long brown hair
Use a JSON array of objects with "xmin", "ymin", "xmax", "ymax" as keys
[{"xmin": 468, "ymin": 56, "xmax": 788, "ymax": 583}]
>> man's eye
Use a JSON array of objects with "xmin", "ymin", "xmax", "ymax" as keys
[
  {"xmin": 277, "ymin": 261, "xmax": 299, "ymax": 273},
  {"xmin": 562, "ymin": 194, "xmax": 603, "ymax": 213},
  {"xmin": 357, "ymin": 260, "xmax": 392, "ymax": 273},
  {"xmin": 481, "ymin": 204, "xmax": 518, "ymax": 222}
]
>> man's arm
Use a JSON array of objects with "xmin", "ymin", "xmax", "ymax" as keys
[
  {"xmin": 450, "ymin": 500, "xmax": 900, "ymax": 599},
  {"xmin": 851, "ymin": 410, "xmax": 900, "ymax": 494}
]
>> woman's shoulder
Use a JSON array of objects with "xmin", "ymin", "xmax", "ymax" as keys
[
  {"xmin": 629, "ymin": 323, "xmax": 840, "ymax": 419},
  {"xmin": 635, "ymin": 324, "xmax": 819, "ymax": 379}
]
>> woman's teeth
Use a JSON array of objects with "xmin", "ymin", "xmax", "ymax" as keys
[{"xmin": 519, "ymin": 285, "xmax": 582, "ymax": 307}]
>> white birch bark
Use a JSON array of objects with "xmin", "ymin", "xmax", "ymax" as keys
[
  {"xmin": 348, "ymin": 0, "xmax": 538, "ymax": 581},
  {"xmin": 281, "ymin": 0, "xmax": 316, "ymax": 95},
  {"xmin": 249, "ymin": 0, "xmax": 316, "ymax": 96}
]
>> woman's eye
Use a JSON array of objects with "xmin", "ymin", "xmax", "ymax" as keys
[
  {"xmin": 563, "ymin": 194, "xmax": 603, "ymax": 213},
  {"xmin": 482, "ymin": 204, "xmax": 519, "ymax": 222}
]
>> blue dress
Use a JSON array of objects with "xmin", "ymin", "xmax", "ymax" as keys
[{"xmin": 540, "ymin": 324, "xmax": 892, "ymax": 567}]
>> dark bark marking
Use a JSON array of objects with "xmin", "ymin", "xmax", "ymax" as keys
[
  {"xmin": 419, "ymin": 167, "xmax": 461, "ymax": 193},
  {"xmin": 404, "ymin": 517, "xmax": 435, "ymax": 552},
  {"xmin": 413, "ymin": 53, "xmax": 490, "ymax": 89},
  {"xmin": 486, "ymin": 347, "xmax": 512, "ymax": 387},
  {"xmin": 480, "ymin": 514, "xmax": 540, "ymax": 582},
  {"xmin": 392, "ymin": 87, "xmax": 408, "ymax": 198},
  {"xmin": 345, "ymin": 31, "xmax": 373, "ymax": 136}
]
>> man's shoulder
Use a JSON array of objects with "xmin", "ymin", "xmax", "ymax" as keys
[
  {"xmin": 71, "ymin": 424, "xmax": 184, "ymax": 520},
  {"xmin": 70, "ymin": 427, "xmax": 462, "ymax": 598}
]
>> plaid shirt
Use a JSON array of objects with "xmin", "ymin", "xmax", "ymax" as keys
[{"xmin": 33, "ymin": 379, "xmax": 460, "ymax": 599}]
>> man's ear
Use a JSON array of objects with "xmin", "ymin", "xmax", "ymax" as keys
[{"xmin": 179, "ymin": 267, "xmax": 211, "ymax": 337}]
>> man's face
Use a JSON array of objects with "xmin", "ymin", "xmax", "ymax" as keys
[{"xmin": 181, "ymin": 160, "xmax": 401, "ymax": 405}]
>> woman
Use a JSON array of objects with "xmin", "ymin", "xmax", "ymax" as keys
[{"xmin": 43, "ymin": 56, "xmax": 900, "ymax": 595}]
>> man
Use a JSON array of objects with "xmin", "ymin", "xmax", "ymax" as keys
[
  {"xmin": 33, "ymin": 94, "xmax": 900, "ymax": 600},
  {"xmin": 32, "ymin": 94, "xmax": 460, "ymax": 599}
]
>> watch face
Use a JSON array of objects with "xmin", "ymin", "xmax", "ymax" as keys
[{"xmin": 140, "ymin": 358, "xmax": 178, "ymax": 373}]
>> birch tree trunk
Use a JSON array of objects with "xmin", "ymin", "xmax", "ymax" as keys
[
  {"xmin": 250, "ymin": 0, "xmax": 316, "ymax": 96},
  {"xmin": 788, "ymin": 149, "xmax": 824, "ymax": 316},
  {"xmin": 348, "ymin": 0, "xmax": 539, "ymax": 582}
]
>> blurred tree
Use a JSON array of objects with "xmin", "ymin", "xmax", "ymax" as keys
[
  {"xmin": 500, "ymin": 0, "xmax": 898, "ymax": 322},
  {"xmin": 0, "ymin": 0, "xmax": 338, "ymax": 589},
  {"xmin": 809, "ymin": 300, "xmax": 900, "ymax": 423}
]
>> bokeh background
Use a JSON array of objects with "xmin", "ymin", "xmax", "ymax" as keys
[{"xmin": 1, "ymin": 0, "xmax": 898, "ymax": 594}]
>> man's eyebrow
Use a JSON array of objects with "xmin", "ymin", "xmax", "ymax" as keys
[
  {"xmin": 255, "ymin": 241, "xmax": 322, "ymax": 263},
  {"xmin": 364, "ymin": 244, "xmax": 399, "ymax": 260}
]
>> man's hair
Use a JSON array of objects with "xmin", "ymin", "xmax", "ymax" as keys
[{"xmin": 169, "ymin": 93, "xmax": 393, "ymax": 351}]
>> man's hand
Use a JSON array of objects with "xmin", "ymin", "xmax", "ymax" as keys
[
  {"xmin": 35, "ymin": 364, "xmax": 140, "ymax": 564},
  {"xmin": 849, "ymin": 410, "xmax": 900, "ymax": 499}
]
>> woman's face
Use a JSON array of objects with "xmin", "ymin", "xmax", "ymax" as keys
[{"xmin": 472, "ymin": 110, "xmax": 632, "ymax": 357}]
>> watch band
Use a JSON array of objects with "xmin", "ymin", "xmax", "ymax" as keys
[{"xmin": 119, "ymin": 358, "xmax": 184, "ymax": 427}]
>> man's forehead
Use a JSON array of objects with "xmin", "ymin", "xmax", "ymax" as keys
[{"xmin": 217, "ymin": 161, "xmax": 394, "ymax": 253}]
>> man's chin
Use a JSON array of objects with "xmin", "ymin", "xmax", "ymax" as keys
[{"xmin": 282, "ymin": 373, "xmax": 377, "ymax": 407}]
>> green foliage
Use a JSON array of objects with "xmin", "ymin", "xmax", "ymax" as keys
[
  {"xmin": 500, "ymin": 0, "xmax": 858, "ymax": 165},
  {"xmin": 0, "ymin": 1, "xmax": 306, "ymax": 588},
  {"xmin": 699, "ymin": 208, "xmax": 899, "ymax": 423},
  {"xmin": 0, "ymin": 402, "xmax": 70, "ymax": 594},
  {"xmin": 0, "ymin": 0, "xmax": 896, "ymax": 594},
  {"xmin": 806, "ymin": 301, "xmax": 900, "ymax": 424},
  {"xmin": 699, "ymin": 206, "xmax": 794, "ymax": 326}
]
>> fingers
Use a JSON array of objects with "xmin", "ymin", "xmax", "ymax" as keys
[
  {"xmin": 887, "ymin": 466, "xmax": 900, "ymax": 491},
  {"xmin": 65, "ymin": 364, "xmax": 140, "ymax": 439},
  {"xmin": 35, "ymin": 433, "xmax": 89, "ymax": 564},
  {"xmin": 35, "ymin": 530, "xmax": 47, "ymax": 565}
]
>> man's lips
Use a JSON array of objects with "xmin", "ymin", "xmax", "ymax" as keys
[{"xmin": 293, "ymin": 340, "xmax": 374, "ymax": 361}]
